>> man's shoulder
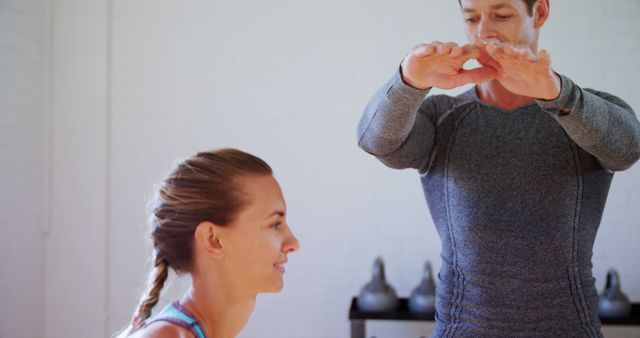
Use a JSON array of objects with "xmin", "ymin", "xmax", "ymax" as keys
[
  {"xmin": 557, "ymin": 74, "xmax": 631, "ymax": 109},
  {"xmin": 583, "ymin": 87, "xmax": 619, "ymax": 100},
  {"xmin": 582, "ymin": 87, "xmax": 633, "ymax": 111}
]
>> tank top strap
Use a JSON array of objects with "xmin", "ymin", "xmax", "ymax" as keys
[{"xmin": 144, "ymin": 301, "xmax": 207, "ymax": 338}]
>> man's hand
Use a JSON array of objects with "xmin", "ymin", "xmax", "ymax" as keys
[
  {"xmin": 401, "ymin": 42, "xmax": 497, "ymax": 90},
  {"xmin": 477, "ymin": 40, "xmax": 561, "ymax": 100}
]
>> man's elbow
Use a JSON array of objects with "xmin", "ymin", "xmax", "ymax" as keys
[
  {"xmin": 625, "ymin": 141, "xmax": 640, "ymax": 169},
  {"xmin": 626, "ymin": 133, "xmax": 640, "ymax": 168},
  {"xmin": 607, "ymin": 140, "xmax": 640, "ymax": 171}
]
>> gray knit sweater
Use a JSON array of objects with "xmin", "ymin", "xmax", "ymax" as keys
[{"xmin": 357, "ymin": 70, "xmax": 640, "ymax": 337}]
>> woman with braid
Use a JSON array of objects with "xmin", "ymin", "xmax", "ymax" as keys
[{"xmin": 116, "ymin": 148, "xmax": 300, "ymax": 338}]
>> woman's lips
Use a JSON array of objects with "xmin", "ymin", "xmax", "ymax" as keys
[{"xmin": 274, "ymin": 263, "xmax": 286, "ymax": 273}]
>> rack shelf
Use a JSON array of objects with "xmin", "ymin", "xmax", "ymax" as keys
[{"xmin": 348, "ymin": 297, "xmax": 640, "ymax": 338}]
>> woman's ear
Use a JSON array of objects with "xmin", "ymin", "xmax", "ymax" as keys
[
  {"xmin": 194, "ymin": 221, "xmax": 225, "ymax": 259},
  {"xmin": 533, "ymin": 0, "xmax": 550, "ymax": 29}
]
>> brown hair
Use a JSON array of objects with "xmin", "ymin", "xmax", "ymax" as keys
[
  {"xmin": 458, "ymin": 0, "xmax": 537, "ymax": 16},
  {"xmin": 120, "ymin": 148, "xmax": 272, "ymax": 336}
]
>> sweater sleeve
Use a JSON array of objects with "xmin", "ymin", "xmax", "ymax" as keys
[
  {"xmin": 356, "ymin": 68, "xmax": 437, "ymax": 171},
  {"xmin": 536, "ymin": 74, "xmax": 640, "ymax": 171}
]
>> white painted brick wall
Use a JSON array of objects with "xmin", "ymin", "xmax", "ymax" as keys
[{"xmin": 0, "ymin": 0, "xmax": 45, "ymax": 337}]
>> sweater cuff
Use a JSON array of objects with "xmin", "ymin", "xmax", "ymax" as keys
[
  {"xmin": 385, "ymin": 65, "xmax": 431, "ymax": 102},
  {"xmin": 535, "ymin": 73, "xmax": 577, "ymax": 116}
]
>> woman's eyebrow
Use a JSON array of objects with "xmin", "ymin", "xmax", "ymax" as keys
[{"xmin": 264, "ymin": 210, "xmax": 285, "ymax": 219}]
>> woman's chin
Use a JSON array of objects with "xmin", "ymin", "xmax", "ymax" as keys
[
  {"xmin": 271, "ymin": 279, "xmax": 284, "ymax": 292},
  {"xmin": 261, "ymin": 283, "xmax": 284, "ymax": 293},
  {"xmin": 258, "ymin": 277, "xmax": 284, "ymax": 293}
]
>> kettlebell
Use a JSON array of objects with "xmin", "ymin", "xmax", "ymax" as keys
[
  {"xmin": 357, "ymin": 257, "xmax": 399, "ymax": 312},
  {"xmin": 598, "ymin": 269, "xmax": 632, "ymax": 318},
  {"xmin": 409, "ymin": 261, "xmax": 436, "ymax": 314}
]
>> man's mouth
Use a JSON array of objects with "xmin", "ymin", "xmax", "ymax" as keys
[{"xmin": 478, "ymin": 37, "xmax": 502, "ymax": 46}]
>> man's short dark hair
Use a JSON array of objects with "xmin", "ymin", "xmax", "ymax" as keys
[{"xmin": 458, "ymin": 0, "xmax": 536, "ymax": 16}]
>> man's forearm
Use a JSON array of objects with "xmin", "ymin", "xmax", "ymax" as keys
[
  {"xmin": 536, "ymin": 74, "xmax": 640, "ymax": 171},
  {"xmin": 357, "ymin": 69, "xmax": 430, "ymax": 157}
]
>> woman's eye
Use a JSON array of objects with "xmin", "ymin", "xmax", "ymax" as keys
[
  {"xmin": 272, "ymin": 222, "xmax": 282, "ymax": 229},
  {"xmin": 465, "ymin": 17, "xmax": 479, "ymax": 23}
]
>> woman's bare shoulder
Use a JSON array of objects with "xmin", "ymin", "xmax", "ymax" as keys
[{"xmin": 129, "ymin": 321, "xmax": 193, "ymax": 338}]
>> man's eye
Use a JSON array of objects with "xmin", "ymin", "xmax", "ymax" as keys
[
  {"xmin": 272, "ymin": 222, "xmax": 282, "ymax": 229},
  {"xmin": 496, "ymin": 15, "xmax": 512, "ymax": 20},
  {"xmin": 465, "ymin": 17, "xmax": 480, "ymax": 23}
]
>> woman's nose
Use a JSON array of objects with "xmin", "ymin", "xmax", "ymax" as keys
[{"xmin": 283, "ymin": 227, "xmax": 300, "ymax": 253}]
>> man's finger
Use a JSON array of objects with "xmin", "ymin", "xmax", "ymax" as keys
[
  {"xmin": 503, "ymin": 45, "xmax": 516, "ymax": 56},
  {"xmin": 524, "ymin": 49, "xmax": 536, "ymax": 61},
  {"xmin": 414, "ymin": 44, "xmax": 436, "ymax": 58},
  {"xmin": 538, "ymin": 49, "xmax": 552, "ymax": 65},
  {"xmin": 510, "ymin": 45, "xmax": 532, "ymax": 60},
  {"xmin": 437, "ymin": 43, "xmax": 453, "ymax": 55},
  {"xmin": 485, "ymin": 43, "xmax": 500, "ymax": 57},
  {"xmin": 461, "ymin": 44, "xmax": 482, "ymax": 59},
  {"xmin": 450, "ymin": 45, "xmax": 464, "ymax": 58}
]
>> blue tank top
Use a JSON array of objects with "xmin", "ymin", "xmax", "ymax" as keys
[{"xmin": 145, "ymin": 301, "xmax": 207, "ymax": 338}]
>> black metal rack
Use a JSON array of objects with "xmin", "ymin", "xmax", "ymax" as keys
[{"xmin": 348, "ymin": 297, "xmax": 640, "ymax": 338}]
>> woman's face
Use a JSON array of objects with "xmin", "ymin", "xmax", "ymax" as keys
[{"xmin": 221, "ymin": 175, "xmax": 300, "ymax": 293}]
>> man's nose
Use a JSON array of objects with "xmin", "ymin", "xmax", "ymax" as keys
[{"xmin": 477, "ymin": 18, "xmax": 497, "ymax": 40}]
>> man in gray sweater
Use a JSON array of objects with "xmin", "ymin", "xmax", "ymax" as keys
[{"xmin": 357, "ymin": 0, "xmax": 640, "ymax": 337}]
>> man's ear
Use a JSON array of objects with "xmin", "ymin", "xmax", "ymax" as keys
[
  {"xmin": 194, "ymin": 221, "xmax": 225, "ymax": 259},
  {"xmin": 533, "ymin": 0, "xmax": 550, "ymax": 29}
]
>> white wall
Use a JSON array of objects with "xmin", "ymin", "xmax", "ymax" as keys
[
  {"xmin": 4, "ymin": 0, "xmax": 638, "ymax": 337},
  {"xmin": 105, "ymin": 1, "xmax": 640, "ymax": 337},
  {"xmin": 0, "ymin": 0, "xmax": 46, "ymax": 337},
  {"xmin": 45, "ymin": 0, "xmax": 109, "ymax": 337}
]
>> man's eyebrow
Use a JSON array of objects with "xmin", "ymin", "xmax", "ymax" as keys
[{"xmin": 463, "ymin": 4, "xmax": 514, "ymax": 13}]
